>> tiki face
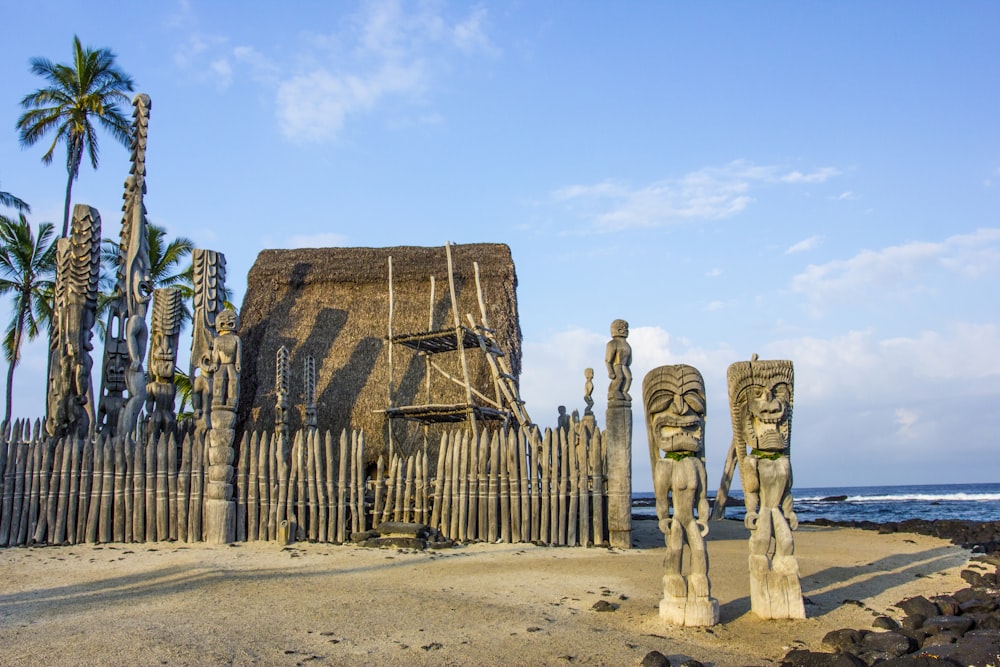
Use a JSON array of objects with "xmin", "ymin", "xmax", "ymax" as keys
[
  {"xmin": 728, "ymin": 358, "xmax": 794, "ymax": 453},
  {"xmin": 217, "ymin": 308, "xmax": 239, "ymax": 334},
  {"xmin": 104, "ymin": 338, "xmax": 129, "ymax": 393},
  {"xmin": 643, "ymin": 364, "xmax": 706, "ymax": 455},
  {"xmin": 150, "ymin": 330, "xmax": 176, "ymax": 381},
  {"xmin": 610, "ymin": 318, "xmax": 629, "ymax": 338}
]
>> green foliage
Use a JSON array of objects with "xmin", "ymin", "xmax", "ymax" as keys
[
  {"xmin": 0, "ymin": 216, "xmax": 57, "ymax": 423},
  {"xmin": 16, "ymin": 35, "xmax": 134, "ymax": 237}
]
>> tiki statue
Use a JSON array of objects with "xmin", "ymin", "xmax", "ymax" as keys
[
  {"xmin": 210, "ymin": 309, "xmax": 242, "ymax": 414},
  {"xmin": 45, "ymin": 204, "xmax": 101, "ymax": 438},
  {"xmin": 643, "ymin": 364, "xmax": 718, "ymax": 626},
  {"xmin": 728, "ymin": 354, "xmax": 804, "ymax": 620},
  {"xmin": 605, "ymin": 319, "xmax": 632, "ymax": 406},
  {"xmin": 189, "ymin": 248, "xmax": 227, "ymax": 432},
  {"xmin": 146, "ymin": 287, "xmax": 183, "ymax": 438}
]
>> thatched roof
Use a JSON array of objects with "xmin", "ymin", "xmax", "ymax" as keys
[{"xmin": 236, "ymin": 244, "xmax": 521, "ymax": 459}]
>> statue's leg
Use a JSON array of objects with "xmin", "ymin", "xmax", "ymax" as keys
[{"xmin": 663, "ymin": 518, "xmax": 686, "ymax": 598}]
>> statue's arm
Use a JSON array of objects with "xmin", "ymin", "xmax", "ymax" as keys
[
  {"xmin": 782, "ymin": 468, "xmax": 798, "ymax": 530},
  {"xmin": 696, "ymin": 459, "xmax": 710, "ymax": 536},
  {"xmin": 235, "ymin": 337, "xmax": 242, "ymax": 373}
]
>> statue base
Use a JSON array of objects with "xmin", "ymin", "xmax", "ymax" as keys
[
  {"xmin": 605, "ymin": 404, "xmax": 632, "ymax": 549},
  {"xmin": 660, "ymin": 596, "xmax": 719, "ymax": 627},
  {"xmin": 204, "ymin": 499, "xmax": 235, "ymax": 544},
  {"xmin": 749, "ymin": 554, "xmax": 806, "ymax": 619}
]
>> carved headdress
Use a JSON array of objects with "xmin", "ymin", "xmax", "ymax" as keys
[{"xmin": 727, "ymin": 355, "xmax": 794, "ymax": 456}]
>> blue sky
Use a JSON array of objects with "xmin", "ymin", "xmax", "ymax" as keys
[{"xmin": 2, "ymin": 1, "xmax": 998, "ymax": 491}]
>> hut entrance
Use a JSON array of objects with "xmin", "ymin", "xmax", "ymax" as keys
[{"xmin": 383, "ymin": 242, "xmax": 532, "ymax": 459}]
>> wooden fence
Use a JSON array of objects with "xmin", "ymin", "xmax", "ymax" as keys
[{"xmin": 0, "ymin": 419, "xmax": 611, "ymax": 548}]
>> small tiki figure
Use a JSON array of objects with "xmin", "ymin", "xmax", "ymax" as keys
[
  {"xmin": 583, "ymin": 367, "xmax": 595, "ymax": 415},
  {"xmin": 643, "ymin": 364, "xmax": 718, "ymax": 626},
  {"xmin": 728, "ymin": 354, "xmax": 804, "ymax": 620},
  {"xmin": 210, "ymin": 309, "xmax": 242, "ymax": 413},
  {"xmin": 605, "ymin": 319, "xmax": 632, "ymax": 406}
]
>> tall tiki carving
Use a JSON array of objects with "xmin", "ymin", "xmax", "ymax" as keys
[
  {"xmin": 303, "ymin": 355, "xmax": 317, "ymax": 430},
  {"xmin": 112, "ymin": 93, "xmax": 154, "ymax": 438},
  {"xmin": 146, "ymin": 287, "xmax": 183, "ymax": 439},
  {"xmin": 45, "ymin": 204, "xmax": 101, "ymax": 438},
  {"xmin": 275, "ymin": 345, "xmax": 290, "ymax": 435},
  {"xmin": 643, "ymin": 364, "xmax": 718, "ymax": 627},
  {"xmin": 728, "ymin": 354, "xmax": 804, "ymax": 620},
  {"xmin": 205, "ymin": 308, "xmax": 241, "ymax": 543},
  {"xmin": 189, "ymin": 248, "xmax": 227, "ymax": 433}
]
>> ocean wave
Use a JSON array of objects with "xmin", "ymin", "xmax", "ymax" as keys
[{"xmin": 799, "ymin": 493, "xmax": 1000, "ymax": 503}]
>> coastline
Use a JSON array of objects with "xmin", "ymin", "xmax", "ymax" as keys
[{"xmin": 0, "ymin": 519, "xmax": 978, "ymax": 666}]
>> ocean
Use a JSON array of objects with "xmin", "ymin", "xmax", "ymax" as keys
[{"xmin": 632, "ymin": 482, "xmax": 1000, "ymax": 524}]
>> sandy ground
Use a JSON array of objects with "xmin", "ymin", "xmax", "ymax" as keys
[{"xmin": 0, "ymin": 519, "xmax": 970, "ymax": 667}]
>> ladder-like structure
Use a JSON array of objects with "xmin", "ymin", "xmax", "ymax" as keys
[{"xmin": 383, "ymin": 243, "xmax": 533, "ymax": 457}]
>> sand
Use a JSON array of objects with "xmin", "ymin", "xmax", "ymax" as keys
[{"xmin": 0, "ymin": 519, "xmax": 970, "ymax": 666}]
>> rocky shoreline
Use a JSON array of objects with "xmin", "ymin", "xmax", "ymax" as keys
[{"xmin": 777, "ymin": 519, "xmax": 1000, "ymax": 667}]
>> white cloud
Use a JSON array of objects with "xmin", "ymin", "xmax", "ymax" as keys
[
  {"xmin": 552, "ymin": 160, "xmax": 841, "ymax": 231},
  {"xmin": 785, "ymin": 235, "xmax": 822, "ymax": 254},
  {"xmin": 831, "ymin": 190, "xmax": 857, "ymax": 201},
  {"xmin": 705, "ymin": 268, "xmax": 722, "ymax": 278},
  {"xmin": 210, "ymin": 58, "xmax": 233, "ymax": 89},
  {"xmin": 452, "ymin": 7, "xmax": 501, "ymax": 57},
  {"xmin": 704, "ymin": 300, "xmax": 725, "ymax": 312},
  {"xmin": 791, "ymin": 228, "xmax": 1000, "ymax": 313},
  {"xmin": 894, "ymin": 408, "xmax": 920, "ymax": 439}
]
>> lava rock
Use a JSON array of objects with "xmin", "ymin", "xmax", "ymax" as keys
[
  {"xmin": 897, "ymin": 596, "xmax": 940, "ymax": 619},
  {"xmin": 917, "ymin": 633, "xmax": 1000, "ymax": 666},
  {"xmin": 860, "ymin": 631, "xmax": 917, "ymax": 656},
  {"xmin": 900, "ymin": 614, "xmax": 927, "ymax": 631},
  {"xmin": 922, "ymin": 615, "xmax": 974, "ymax": 636},
  {"xmin": 640, "ymin": 650, "xmax": 671, "ymax": 667},
  {"xmin": 780, "ymin": 649, "xmax": 866, "ymax": 667},
  {"xmin": 873, "ymin": 616, "xmax": 900, "ymax": 631},
  {"xmin": 929, "ymin": 595, "xmax": 960, "ymax": 616},
  {"xmin": 822, "ymin": 628, "xmax": 866, "ymax": 653},
  {"xmin": 921, "ymin": 632, "xmax": 958, "ymax": 647}
]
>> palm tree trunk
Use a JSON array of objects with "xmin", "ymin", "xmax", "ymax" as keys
[
  {"xmin": 3, "ymin": 300, "xmax": 28, "ymax": 426},
  {"xmin": 61, "ymin": 139, "xmax": 81, "ymax": 238}
]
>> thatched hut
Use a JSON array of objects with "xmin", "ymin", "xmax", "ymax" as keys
[{"xmin": 236, "ymin": 243, "xmax": 522, "ymax": 461}]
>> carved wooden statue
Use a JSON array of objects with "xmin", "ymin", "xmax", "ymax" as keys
[
  {"xmin": 605, "ymin": 319, "xmax": 632, "ymax": 407},
  {"xmin": 205, "ymin": 307, "xmax": 242, "ymax": 543},
  {"xmin": 303, "ymin": 355, "xmax": 317, "ymax": 430},
  {"xmin": 190, "ymin": 248, "xmax": 227, "ymax": 432},
  {"xmin": 45, "ymin": 204, "xmax": 101, "ymax": 438},
  {"xmin": 583, "ymin": 367, "xmax": 595, "ymax": 415},
  {"xmin": 116, "ymin": 94, "xmax": 154, "ymax": 438},
  {"xmin": 146, "ymin": 287, "xmax": 183, "ymax": 439},
  {"xmin": 275, "ymin": 345, "xmax": 290, "ymax": 433},
  {"xmin": 643, "ymin": 364, "xmax": 718, "ymax": 626},
  {"xmin": 210, "ymin": 309, "xmax": 242, "ymax": 413},
  {"xmin": 728, "ymin": 354, "xmax": 804, "ymax": 620}
]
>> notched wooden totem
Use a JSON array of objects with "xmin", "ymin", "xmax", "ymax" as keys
[
  {"xmin": 189, "ymin": 248, "xmax": 227, "ymax": 432},
  {"xmin": 146, "ymin": 287, "xmax": 183, "ymax": 439},
  {"xmin": 45, "ymin": 204, "xmax": 102, "ymax": 438},
  {"xmin": 728, "ymin": 354, "xmax": 805, "ymax": 620},
  {"xmin": 643, "ymin": 364, "xmax": 718, "ymax": 627}
]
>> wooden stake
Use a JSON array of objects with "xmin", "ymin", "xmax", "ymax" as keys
[
  {"xmin": 466, "ymin": 427, "xmax": 479, "ymax": 540},
  {"xmin": 487, "ymin": 430, "xmax": 500, "ymax": 543},
  {"xmin": 259, "ymin": 431, "xmax": 271, "ymax": 540},
  {"xmin": 403, "ymin": 454, "xmax": 415, "ymax": 524},
  {"xmin": 373, "ymin": 455, "xmax": 385, "ymax": 526},
  {"xmin": 430, "ymin": 433, "xmax": 447, "ymax": 532},
  {"xmin": 578, "ymin": 429, "xmax": 590, "ymax": 547},
  {"xmin": 67, "ymin": 437, "xmax": 81, "ymax": 544},
  {"xmin": 113, "ymin": 437, "xmax": 126, "ymax": 543},
  {"xmin": 27, "ymin": 437, "xmax": 45, "ymax": 543},
  {"xmin": 248, "ymin": 430, "xmax": 259, "ymax": 541},
  {"xmin": 168, "ymin": 433, "xmax": 178, "ymax": 541},
  {"xmin": 189, "ymin": 434, "xmax": 203, "ymax": 543},
  {"xmin": 591, "ymin": 428, "xmax": 605, "ymax": 547},
  {"xmin": 237, "ymin": 431, "xmax": 249, "ymax": 542},
  {"xmin": 336, "ymin": 429, "xmax": 347, "ymax": 543},
  {"xmin": 500, "ymin": 430, "xmax": 511, "ymax": 544},
  {"xmin": 315, "ymin": 430, "xmax": 327, "ymax": 543},
  {"xmin": 178, "ymin": 433, "xmax": 191, "ymax": 543},
  {"xmin": 307, "ymin": 431, "xmax": 318, "ymax": 541},
  {"xmin": 75, "ymin": 438, "xmax": 92, "ymax": 545},
  {"xmin": 324, "ymin": 431, "xmax": 334, "ymax": 542},
  {"xmin": 85, "ymin": 436, "xmax": 103, "ymax": 543},
  {"xmin": 557, "ymin": 426, "xmax": 568, "ymax": 546},
  {"xmin": 457, "ymin": 433, "xmax": 469, "ymax": 542},
  {"xmin": 477, "ymin": 428, "xmax": 488, "ymax": 541}
]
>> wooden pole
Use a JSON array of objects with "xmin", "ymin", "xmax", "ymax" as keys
[
  {"xmin": 178, "ymin": 433, "xmax": 191, "ymax": 542},
  {"xmin": 507, "ymin": 429, "xmax": 521, "ymax": 543},
  {"xmin": 578, "ymin": 429, "xmax": 590, "ymax": 547},
  {"xmin": 336, "ymin": 429, "xmax": 347, "ymax": 543},
  {"xmin": 112, "ymin": 437, "xmax": 126, "ymax": 543},
  {"xmin": 500, "ymin": 430, "xmax": 511, "ymax": 544},
  {"xmin": 315, "ymin": 430, "xmax": 327, "ymax": 543},
  {"xmin": 248, "ymin": 430, "xmax": 259, "ymax": 541},
  {"xmin": 445, "ymin": 243, "xmax": 478, "ymax": 442},
  {"xmin": 324, "ymin": 431, "xmax": 334, "ymax": 542},
  {"xmin": 357, "ymin": 431, "xmax": 365, "ymax": 532},
  {"xmin": 258, "ymin": 431, "xmax": 271, "ymax": 540},
  {"xmin": 557, "ymin": 427, "xmax": 567, "ymax": 546},
  {"xmin": 430, "ymin": 432, "xmax": 447, "ymax": 532},
  {"xmin": 520, "ymin": 430, "xmax": 530, "ymax": 543},
  {"xmin": 477, "ymin": 428, "xmax": 488, "ymax": 541},
  {"xmin": 237, "ymin": 431, "xmax": 249, "ymax": 542},
  {"xmin": 307, "ymin": 431, "xmax": 318, "ymax": 541},
  {"xmin": 0, "ymin": 433, "xmax": 19, "ymax": 545},
  {"xmin": 27, "ymin": 437, "xmax": 45, "ymax": 543},
  {"xmin": 74, "ymin": 438, "xmax": 91, "ymax": 544},
  {"xmin": 349, "ymin": 430, "xmax": 358, "ymax": 535},
  {"xmin": 85, "ymin": 436, "xmax": 103, "ymax": 543},
  {"xmin": 540, "ymin": 428, "xmax": 551, "ymax": 544},
  {"xmin": 403, "ymin": 454, "xmax": 415, "ymax": 524},
  {"xmin": 123, "ymin": 437, "xmax": 134, "ymax": 543},
  {"xmin": 448, "ymin": 431, "xmax": 461, "ymax": 539},
  {"xmin": 276, "ymin": 430, "xmax": 289, "ymax": 536},
  {"xmin": 392, "ymin": 454, "xmax": 404, "ymax": 523},
  {"xmin": 12, "ymin": 440, "xmax": 29, "ymax": 545},
  {"xmin": 487, "ymin": 430, "xmax": 499, "ymax": 543},
  {"xmin": 48, "ymin": 438, "xmax": 66, "ymax": 544},
  {"xmin": 466, "ymin": 426, "xmax": 479, "ymax": 540},
  {"xmin": 374, "ymin": 455, "xmax": 385, "ymax": 526},
  {"xmin": 591, "ymin": 428, "xmax": 605, "ymax": 546},
  {"xmin": 167, "ymin": 433, "xmax": 178, "ymax": 541},
  {"xmin": 457, "ymin": 433, "xmax": 469, "ymax": 542},
  {"xmin": 189, "ymin": 433, "xmax": 203, "ymax": 543},
  {"xmin": 66, "ymin": 437, "xmax": 81, "ymax": 544}
]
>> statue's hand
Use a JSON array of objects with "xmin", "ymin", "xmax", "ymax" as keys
[
  {"xmin": 744, "ymin": 511, "xmax": 759, "ymax": 530},
  {"xmin": 786, "ymin": 510, "xmax": 799, "ymax": 531},
  {"xmin": 696, "ymin": 520, "xmax": 709, "ymax": 537}
]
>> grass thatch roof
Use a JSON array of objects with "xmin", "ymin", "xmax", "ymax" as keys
[{"xmin": 236, "ymin": 244, "xmax": 521, "ymax": 460}]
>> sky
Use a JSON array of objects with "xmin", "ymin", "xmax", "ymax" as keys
[{"xmin": 1, "ymin": 1, "xmax": 998, "ymax": 492}]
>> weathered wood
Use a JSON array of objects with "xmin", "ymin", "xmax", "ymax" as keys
[
  {"xmin": 438, "ymin": 433, "xmax": 453, "ymax": 537},
  {"xmin": 247, "ymin": 431, "xmax": 259, "ymax": 541},
  {"xmin": 519, "ymin": 430, "xmax": 530, "ymax": 543},
  {"xmin": 123, "ymin": 437, "xmax": 134, "ymax": 543},
  {"xmin": 0, "ymin": 436, "xmax": 19, "ymax": 545},
  {"xmin": 466, "ymin": 429, "xmax": 479, "ymax": 540},
  {"xmin": 430, "ymin": 433, "xmax": 447, "ymax": 531},
  {"xmin": 155, "ymin": 434, "xmax": 169, "ymax": 541},
  {"xmin": 276, "ymin": 430, "xmax": 290, "ymax": 535},
  {"xmin": 75, "ymin": 438, "xmax": 93, "ymax": 545},
  {"xmin": 540, "ymin": 429, "xmax": 551, "ymax": 544},
  {"xmin": 113, "ymin": 437, "xmax": 126, "ymax": 543},
  {"xmin": 380, "ymin": 455, "xmax": 396, "ymax": 525},
  {"xmin": 336, "ymin": 430, "xmax": 347, "ymax": 543},
  {"xmin": 292, "ymin": 430, "xmax": 305, "ymax": 539},
  {"xmin": 306, "ymin": 431, "xmax": 318, "ymax": 541},
  {"xmin": 591, "ymin": 428, "xmax": 605, "ymax": 546},
  {"xmin": 314, "ymin": 430, "xmax": 328, "ymax": 543},
  {"xmin": 10, "ymin": 440, "xmax": 28, "ymax": 546},
  {"xmin": 178, "ymin": 433, "xmax": 191, "ymax": 542},
  {"xmin": 414, "ymin": 453, "xmax": 424, "ymax": 525},
  {"xmin": 189, "ymin": 434, "xmax": 203, "ymax": 543},
  {"xmin": 421, "ymin": 449, "xmax": 430, "ymax": 525},
  {"xmin": 448, "ymin": 432, "xmax": 461, "ymax": 539},
  {"xmin": 27, "ymin": 438, "xmax": 45, "ymax": 543},
  {"xmin": 567, "ymin": 430, "xmax": 579, "ymax": 546},
  {"xmin": 66, "ymin": 437, "xmax": 81, "ymax": 544},
  {"xmin": 477, "ymin": 429, "xmax": 489, "ymax": 541},
  {"xmin": 237, "ymin": 431, "xmax": 249, "ymax": 542},
  {"xmin": 49, "ymin": 439, "xmax": 67, "ymax": 544},
  {"xmin": 577, "ymin": 429, "xmax": 590, "ymax": 547},
  {"xmin": 324, "ymin": 431, "xmax": 334, "ymax": 542},
  {"xmin": 143, "ymin": 433, "xmax": 156, "ymax": 540},
  {"xmin": 402, "ymin": 454, "xmax": 415, "ymax": 524},
  {"xmin": 98, "ymin": 437, "xmax": 114, "ymax": 543},
  {"xmin": 168, "ymin": 433, "xmax": 179, "ymax": 541},
  {"xmin": 485, "ymin": 431, "xmax": 498, "ymax": 543},
  {"xmin": 84, "ymin": 437, "xmax": 103, "ymax": 543},
  {"xmin": 373, "ymin": 455, "xmax": 385, "ymax": 526},
  {"xmin": 557, "ymin": 427, "xmax": 568, "ymax": 546},
  {"xmin": 256, "ymin": 431, "xmax": 269, "ymax": 540},
  {"xmin": 457, "ymin": 434, "xmax": 469, "ymax": 542},
  {"xmin": 500, "ymin": 430, "xmax": 511, "ymax": 544}
]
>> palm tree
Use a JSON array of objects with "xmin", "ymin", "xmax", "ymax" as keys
[
  {"xmin": 0, "ymin": 216, "xmax": 57, "ymax": 424},
  {"xmin": 17, "ymin": 35, "xmax": 135, "ymax": 238},
  {"xmin": 0, "ymin": 182, "xmax": 30, "ymax": 223}
]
